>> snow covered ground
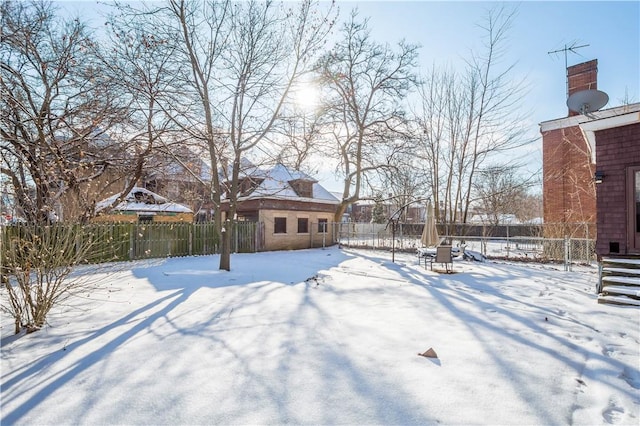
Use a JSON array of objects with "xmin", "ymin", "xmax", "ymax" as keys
[{"xmin": 1, "ymin": 246, "xmax": 639, "ymax": 425}]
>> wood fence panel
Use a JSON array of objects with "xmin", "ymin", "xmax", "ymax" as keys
[
  {"xmin": 234, "ymin": 222, "xmax": 256, "ymax": 253},
  {"xmin": 192, "ymin": 223, "xmax": 218, "ymax": 255},
  {"xmin": 2, "ymin": 222, "xmax": 243, "ymax": 263}
]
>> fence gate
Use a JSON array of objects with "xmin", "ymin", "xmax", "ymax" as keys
[{"xmin": 233, "ymin": 221, "xmax": 264, "ymax": 253}]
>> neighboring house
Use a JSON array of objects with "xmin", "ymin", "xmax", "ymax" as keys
[
  {"xmin": 49, "ymin": 130, "xmax": 131, "ymax": 222},
  {"xmin": 349, "ymin": 198, "xmax": 392, "ymax": 223},
  {"xmin": 343, "ymin": 197, "xmax": 423, "ymax": 223},
  {"xmin": 142, "ymin": 147, "xmax": 215, "ymax": 222},
  {"xmin": 220, "ymin": 164, "xmax": 339, "ymax": 251},
  {"xmin": 541, "ymin": 59, "xmax": 640, "ymax": 247},
  {"xmin": 468, "ymin": 213, "xmax": 520, "ymax": 225},
  {"xmin": 94, "ymin": 187, "xmax": 194, "ymax": 223}
]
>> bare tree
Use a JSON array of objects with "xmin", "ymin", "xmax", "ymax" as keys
[
  {"xmin": 317, "ymin": 11, "xmax": 419, "ymax": 222},
  {"xmin": 273, "ymin": 103, "xmax": 324, "ymax": 174},
  {"xmin": 473, "ymin": 163, "xmax": 538, "ymax": 225},
  {"xmin": 411, "ymin": 65, "xmax": 451, "ymax": 222},
  {"xmin": 88, "ymin": 10, "xmax": 181, "ymax": 218},
  {"xmin": 377, "ymin": 148, "xmax": 429, "ymax": 221},
  {"xmin": 140, "ymin": 0, "xmax": 335, "ymax": 270},
  {"xmin": 514, "ymin": 191, "xmax": 542, "ymax": 224},
  {"xmin": 0, "ymin": 1, "xmax": 176, "ymax": 334},
  {"xmin": 413, "ymin": 6, "xmax": 534, "ymax": 232},
  {"xmin": 458, "ymin": 6, "xmax": 533, "ymax": 223},
  {"xmin": 1, "ymin": 1, "xmax": 114, "ymax": 223},
  {"xmin": 219, "ymin": 0, "xmax": 335, "ymax": 269}
]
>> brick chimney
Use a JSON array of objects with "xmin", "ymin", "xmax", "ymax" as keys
[{"xmin": 567, "ymin": 59, "xmax": 598, "ymax": 116}]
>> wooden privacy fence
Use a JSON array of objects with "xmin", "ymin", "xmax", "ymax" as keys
[{"xmin": 0, "ymin": 222, "xmax": 264, "ymax": 263}]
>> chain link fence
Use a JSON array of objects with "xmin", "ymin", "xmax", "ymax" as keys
[{"xmin": 335, "ymin": 222, "xmax": 597, "ymax": 268}]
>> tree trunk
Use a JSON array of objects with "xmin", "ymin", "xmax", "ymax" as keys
[{"xmin": 219, "ymin": 220, "xmax": 231, "ymax": 271}]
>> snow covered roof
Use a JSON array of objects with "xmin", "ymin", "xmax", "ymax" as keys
[
  {"xmin": 95, "ymin": 187, "xmax": 193, "ymax": 214},
  {"xmin": 237, "ymin": 164, "xmax": 339, "ymax": 204}
]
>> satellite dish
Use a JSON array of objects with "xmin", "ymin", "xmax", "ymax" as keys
[{"xmin": 567, "ymin": 89, "xmax": 609, "ymax": 115}]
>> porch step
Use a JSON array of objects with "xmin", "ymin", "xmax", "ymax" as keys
[
  {"xmin": 602, "ymin": 276, "xmax": 640, "ymax": 286},
  {"xmin": 599, "ymin": 285, "xmax": 640, "ymax": 298},
  {"xmin": 603, "ymin": 267, "xmax": 640, "ymax": 275},
  {"xmin": 601, "ymin": 257, "xmax": 640, "ymax": 266},
  {"xmin": 598, "ymin": 295, "xmax": 640, "ymax": 306},
  {"xmin": 598, "ymin": 256, "xmax": 640, "ymax": 306}
]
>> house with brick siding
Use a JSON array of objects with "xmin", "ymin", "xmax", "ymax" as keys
[
  {"xmin": 540, "ymin": 60, "xmax": 601, "ymax": 239},
  {"xmin": 540, "ymin": 59, "xmax": 640, "ymax": 256},
  {"xmin": 540, "ymin": 60, "xmax": 640, "ymax": 304},
  {"xmin": 94, "ymin": 187, "xmax": 194, "ymax": 223},
  {"xmin": 219, "ymin": 163, "xmax": 339, "ymax": 251}
]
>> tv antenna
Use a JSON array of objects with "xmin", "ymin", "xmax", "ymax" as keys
[{"xmin": 548, "ymin": 42, "xmax": 590, "ymax": 98}]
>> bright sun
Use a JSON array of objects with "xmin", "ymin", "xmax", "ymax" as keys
[{"xmin": 293, "ymin": 84, "xmax": 319, "ymax": 111}]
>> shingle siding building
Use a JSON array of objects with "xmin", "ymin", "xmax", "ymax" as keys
[{"xmin": 581, "ymin": 110, "xmax": 640, "ymax": 256}]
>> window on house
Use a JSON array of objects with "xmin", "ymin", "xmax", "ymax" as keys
[
  {"xmin": 138, "ymin": 215, "xmax": 154, "ymax": 223},
  {"xmin": 274, "ymin": 217, "xmax": 287, "ymax": 234},
  {"xmin": 318, "ymin": 218, "xmax": 328, "ymax": 233},
  {"xmin": 298, "ymin": 218, "xmax": 309, "ymax": 234},
  {"xmin": 290, "ymin": 180, "xmax": 313, "ymax": 198}
]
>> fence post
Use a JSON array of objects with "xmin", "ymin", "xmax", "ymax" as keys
[
  {"xmin": 129, "ymin": 224, "xmax": 134, "ymax": 260},
  {"xmin": 597, "ymin": 262, "xmax": 603, "ymax": 293},
  {"xmin": 564, "ymin": 236, "xmax": 570, "ymax": 272},
  {"xmin": 323, "ymin": 224, "xmax": 326, "ymax": 249},
  {"xmin": 234, "ymin": 221, "xmax": 238, "ymax": 253}
]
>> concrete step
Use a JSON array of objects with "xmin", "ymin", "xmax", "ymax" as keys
[
  {"xmin": 601, "ymin": 285, "xmax": 640, "ymax": 298},
  {"xmin": 598, "ymin": 295, "xmax": 640, "ymax": 306},
  {"xmin": 601, "ymin": 257, "xmax": 640, "ymax": 266},
  {"xmin": 602, "ymin": 275, "xmax": 640, "ymax": 286},
  {"xmin": 602, "ymin": 267, "xmax": 640, "ymax": 276}
]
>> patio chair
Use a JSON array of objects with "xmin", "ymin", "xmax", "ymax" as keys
[{"xmin": 433, "ymin": 245, "xmax": 453, "ymax": 273}]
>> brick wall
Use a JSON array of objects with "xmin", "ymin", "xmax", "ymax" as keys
[
  {"xmin": 541, "ymin": 59, "xmax": 599, "ymax": 237},
  {"xmin": 595, "ymin": 122, "xmax": 640, "ymax": 255},
  {"xmin": 259, "ymin": 209, "xmax": 335, "ymax": 250},
  {"xmin": 567, "ymin": 59, "xmax": 598, "ymax": 117},
  {"xmin": 542, "ymin": 125, "xmax": 596, "ymax": 237}
]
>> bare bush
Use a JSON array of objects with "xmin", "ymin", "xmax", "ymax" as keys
[{"xmin": 1, "ymin": 224, "xmax": 111, "ymax": 334}]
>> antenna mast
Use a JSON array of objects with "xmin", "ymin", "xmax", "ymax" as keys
[{"xmin": 548, "ymin": 42, "xmax": 590, "ymax": 98}]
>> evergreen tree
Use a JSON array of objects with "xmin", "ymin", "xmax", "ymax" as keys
[{"xmin": 371, "ymin": 194, "xmax": 387, "ymax": 224}]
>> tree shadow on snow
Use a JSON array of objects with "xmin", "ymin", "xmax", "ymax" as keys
[
  {"xmin": 1, "ymin": 247, "xmax": 353, "ymax": 424},
  {"xmin": 348, "ymin": 249, "xmax": 637, "ymax": 424}
]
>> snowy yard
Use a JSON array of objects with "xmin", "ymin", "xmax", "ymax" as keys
[{"xmin": 1, "ymin": 246, "xmax": 639, "ymax": 425}]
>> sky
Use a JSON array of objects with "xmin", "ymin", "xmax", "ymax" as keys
[
  {"xmin": 2, "ymin": 246, "xmax": 639, "ymax": 424},
  {"xmin": 57, "ymin": 0, "xmax": 640, "ymax": 192},
  {"xmin": 350, "ymin": 1, "xmax": 639, "ymax": 121},
  {"xmin": 326, "ymin": 1, "xmax": 640, "ymax": 190}
]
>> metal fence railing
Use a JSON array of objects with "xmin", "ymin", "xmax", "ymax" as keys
[
  {"xmin": 335, "ymin": 222, "xmax": 597, "ymax": 268},
  {"xmin": 1, "ymin": 221, "xmax": 597, "ymax": 269}
]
